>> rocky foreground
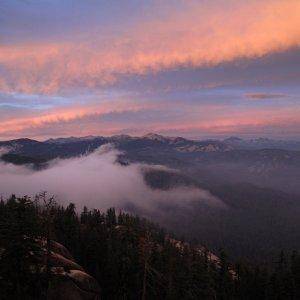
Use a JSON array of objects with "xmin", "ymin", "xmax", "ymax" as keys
[{"xmin": 39, "ymin": 240, "xmax": 101, "ymax": 300}]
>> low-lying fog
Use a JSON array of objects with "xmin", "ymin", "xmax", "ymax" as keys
[{"xmin": 0, "ymin": 145, "xmax": 224, "ymax": 212}]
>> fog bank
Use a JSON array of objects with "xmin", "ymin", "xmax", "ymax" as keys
[{"xmin": 0, "ymin": 145, "xmax": 224, "ymax": 211}]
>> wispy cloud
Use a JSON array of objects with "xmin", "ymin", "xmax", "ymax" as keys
[
  {"xmin": 1, "ymin": 92, "xmax": 299, "ymax": 140},
  {"xmin": 0, "ymin": 96, "xmax": 160, "ymax": 139}
]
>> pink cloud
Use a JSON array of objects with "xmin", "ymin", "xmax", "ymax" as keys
[
  {"xmin": 0, "ymin": 0, "xmax": 300, "ymax": 94},
  {"xmin": 1, "ymin": 99, "xmax": 299, "ymax": 140},
  {"xmin": 0, "ymin": 98, "xmax": 161, "ymax": 139}
]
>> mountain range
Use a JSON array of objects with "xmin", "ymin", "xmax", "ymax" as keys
[
  {"xmin": 1, "ymin": 133, "xmax": 300, "ymax": 260},
  {"xmin": 1, "ymin": 133, "xmax": 300, "ymax": 193}
]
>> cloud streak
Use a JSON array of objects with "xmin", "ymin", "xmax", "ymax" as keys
[
  {"xmin": 0, "ymin": 97, "xmax": 160, "ymax": 138},
  {"xmin": 245, "ymin": 93, "xmax": 287, "ymax": 100},
  {"xmin": 1, "ymin": 92, "xmax": 299, "ymax": 140}
]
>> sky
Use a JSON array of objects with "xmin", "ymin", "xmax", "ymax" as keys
[{"xmin": 0, "ymin": 0, "xmax": 300, "ymax": 140}]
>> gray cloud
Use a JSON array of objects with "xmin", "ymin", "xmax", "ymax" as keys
[{"xmin": 245, "ymin": 93, "xmax": 287, "ymax": 100}]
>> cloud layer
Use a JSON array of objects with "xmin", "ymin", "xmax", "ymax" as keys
[
  {"xmin": 1, "ymin": 0, "xmax": 300, "ymax": 94},
  {"xmin": 0, "ymin": 145, "xmax": 223, "ymax": 212}
]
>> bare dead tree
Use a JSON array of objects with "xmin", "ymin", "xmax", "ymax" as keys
[{"xmin": 38, "ymin": 192, "xmax": 56, "ymax": 289}]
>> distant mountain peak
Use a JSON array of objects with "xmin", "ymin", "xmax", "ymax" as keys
[
  {"xmin": 142, "ymin": 133, "xmax": 169, "ymax": 142},
  {"xmin": 11, "ymin": 138, "xmax": 39, "ymax": 143},
  {"xmin": 224, "ymin": 136, "xmax": 243, "ymax": 142},
  {"xmin": 46, "ymin": 136, "xmax": 101, "ymax": 144},
  {"xmin": 110, "ymin": 134, "xmax": 132, "ymax": 140}
]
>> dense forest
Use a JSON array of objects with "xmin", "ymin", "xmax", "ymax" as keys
[{"xmin": 0, "ymin": 195, "xmax": 299, "ymax": 299}]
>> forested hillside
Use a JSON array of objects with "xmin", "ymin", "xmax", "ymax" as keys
[
  {"xmin": 1, "ymin": 135, "xmax": 300, "ymax": 262},
  {"xmin": 0, "ymin": 195, "xmax": 299, "ymax": 299}
]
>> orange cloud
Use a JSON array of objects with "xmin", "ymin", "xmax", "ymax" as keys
[{"xmin": 0, "ymin": 0, "xmax": 299, "ymax": 94}]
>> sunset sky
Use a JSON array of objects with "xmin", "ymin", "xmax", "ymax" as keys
[{"xmin": 1, "ymin": 0, "xmax": 300, "ymax": 140}]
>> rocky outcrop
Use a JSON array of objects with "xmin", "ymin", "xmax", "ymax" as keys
[
  {"xmin": 43, "ymin": 240, "xmax": 101, "ymax": 300},
  {"xmin": 47, "ymin": 269, "xmax": 101, "ymax": 300}
]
